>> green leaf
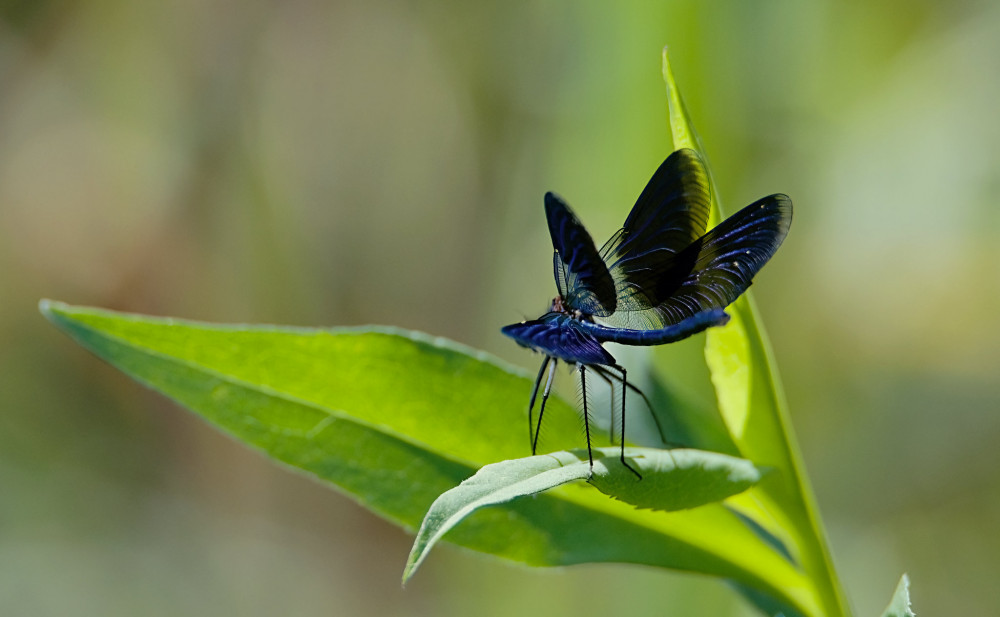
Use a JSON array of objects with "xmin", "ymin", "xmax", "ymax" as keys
[
  {"xmin": 41, "ymin": 300, "xmax": 819, "ymax": 616},
  {"xmin": 879, "ymin": 575, "xmax": 915, "ymax": 617},
  {"xmin": 587, "ymin": 448, "xmax": 761, "ymax": 510},
  {"xmin": 661, "ymin": 47, "xmax": 852, "ymax": 617},
  {"xmin": 404, "ymin": 447, "xmax": 762, "ymax": 582}
]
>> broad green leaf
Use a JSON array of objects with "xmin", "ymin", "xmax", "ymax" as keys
[
  {"xmin": 879, "ymin": 575, "xmax": 915, "ymax": 617},
  {"xmin": 661, "ymin": 48, "xmax": 851, "ymax": 617},
  {"xmin": 41, "ymin": 300, "xmax": 819, "ymax": 615},
  {"xmin": 405, "ymin": 447, "xmax": 762, "ymax": 582}
]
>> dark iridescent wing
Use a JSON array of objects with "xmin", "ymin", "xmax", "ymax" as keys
[
  {"xmin": 607, "ymin": 194, "xmax": 792, "ymax": 329},
  {"xmin": 501, "ymin": 313, "xmax": 616, "ymax": 366},
  {"xmin": 600, "ymin": 148, "xmax": 712, "ymax": 311},
  {"xmin": 545, "ymin": 192, "xmax": 617, "ymax": 316}
]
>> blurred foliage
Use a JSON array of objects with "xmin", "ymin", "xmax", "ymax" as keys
[{"xmin": 2, "ymin": 1, "xmax": 999, "ymax": 615}]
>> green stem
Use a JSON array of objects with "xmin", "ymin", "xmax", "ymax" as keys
[{"xmin": 661, "ymin": 46, "xmax": 853, "ymax": 617}]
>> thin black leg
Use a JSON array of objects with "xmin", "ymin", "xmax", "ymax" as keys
[
  {"xmin": 580, "ymin": 365, "xmax": 593, "ymax": 476},
  {"xmin": 532, "ymin": 358, "xmax": 558, "ymax": 455},
  {"xmin": 621, "ymin": 377, "xmax": 667, "ymax": 448},
  {"xmin": 596, "ymin": 364, "xmax": 669, "ymax": 453},
  {"xmin": 527, "ymin": 356, "xmax": 551, "ymax": 452},
  {"xmin": 590, "ymin": 366, "xmax": 678, "ymax": 460},
  {"xmin": 619, "ymin": 366, "xmax": 627, "ymax": 452},
  {"xmin": 590, "ymin": 365, "xmax": 659, "ymax": 443},
  {"xmin": 616, "ymin": 365, "xmax": 641, "ymax": 480}
]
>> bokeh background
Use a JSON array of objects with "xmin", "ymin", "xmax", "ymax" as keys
[{"xmin": 2, "ymin": 1, "xmax": 998, "ymax": 615}]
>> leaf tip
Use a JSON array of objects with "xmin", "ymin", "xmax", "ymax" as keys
[
  {"xmin": 401, "ymin": 547, "xmax": 426, "ymax": 587},
  {"xmin": 660, "ymin": 46, "xmax": 672, "ymax": 84},
  {"xmin": 38, "ymin": 298, "xmax": 56, "ymax": 317},
  {"xmin": 880, "ymin": 573, "xmax": 915, "ymax": 617},
  {"xmin": 38, "ymin": 298, "xmax": 70, "ymax": 325}
]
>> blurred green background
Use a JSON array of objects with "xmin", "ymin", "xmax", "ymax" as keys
[{"xmin": 2, "ymin": 1, "xmax": 998, "ymax": 615}]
